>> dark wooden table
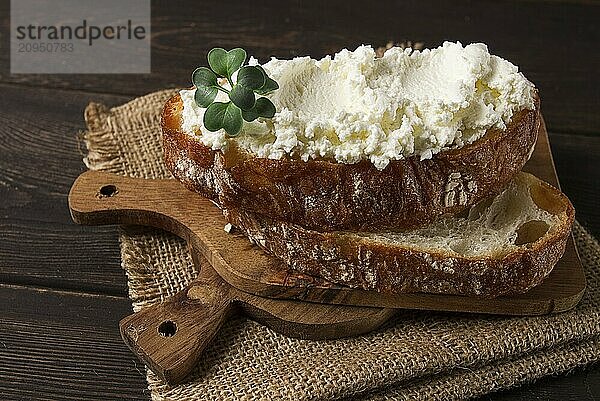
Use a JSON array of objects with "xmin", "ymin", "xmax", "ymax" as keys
[{"xmin": 1, "ymin": 1, "xmax": 599, "ymax": 399}]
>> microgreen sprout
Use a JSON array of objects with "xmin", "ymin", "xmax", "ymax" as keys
[{"xmin": 192, "ymin": 48, "xmax": 278, "ymax": 136}]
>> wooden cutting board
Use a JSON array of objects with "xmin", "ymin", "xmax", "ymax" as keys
[
  {"xmin": 70, "ymin": 118, "xmax": 586, "ymax": 314},
  {"xmin": 116, "ymin": 248, "xmax": 395, "ymax": 384},
  {"xmin": 69, "ymin": 118, "xmax": 585, "ymax": 383},
  {"xmin": 69, "ymin": 182, "xmax": 397, "ymax": 385}
]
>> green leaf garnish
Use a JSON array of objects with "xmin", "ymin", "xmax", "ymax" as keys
[
  {"xmin": 242, "ymin": 97, "xmax": 276, "ymax": 122},
  {"xmin": 203, "ymin": 102, "xmax": 243, "ymax": 136},
  {"xmin": 193, "ymin": 47, "xmax": 279, "ymax": 136},
  {"xmin": 208, "ymin": 48, "xmax": 246, "ymax": 79},
  {"xmin": 192, "ymin": 67, "xmax": 219, "ymax": 107},
  {"xmin": 236, "ymin": 66, "xmax": 266, "ymax": 90},
  {"xmin": 229, "ymin": 84, "xmax": 256, "ymax": 111},
  {"xmin": 194, "ymin": 85, "xmax": 217, "ymax": 107},
  {"xmin": 255, "ymin": 66, "xmax": 279, "ymax": 95},
  {"xmin": 256, "ymin": 77, "xmax": 279, "ymax": 95},
  {"xmin": 192, "ymin": 67, "xmax": 218, "ymax": 87}
]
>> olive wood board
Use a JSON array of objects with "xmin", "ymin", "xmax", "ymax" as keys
[
  {"xmin": 116, "ymin": 244, "xmax": 395, "ymax": 384},
  {"xmin": 69, "ymin": 118, "xmax": 585, "ymax": 316}
]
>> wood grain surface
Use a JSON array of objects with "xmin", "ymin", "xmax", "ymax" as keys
[
  {"xmin": 118, "ymin": 250, "xmax": 394, "ymax": 384},
  {"xmin": 1, "ymin": 0, "xmax": 599, "ymax": 399},
  {"xmin": 0, "ymin": 284, "xmax": 148, "ymax": 400},
  {"xmin": 0, "ymin": 84, "xmax": 131, "ymax": 294}
]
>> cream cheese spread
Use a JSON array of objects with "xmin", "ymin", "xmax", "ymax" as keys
[{"xmin": 180, "ymin": 41, "xmax": 536, "ymax": 170}]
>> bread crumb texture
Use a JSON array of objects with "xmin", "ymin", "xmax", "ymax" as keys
[{"xmin": 359, "ymin": 174, "xmax": 557, "ymax": 257}]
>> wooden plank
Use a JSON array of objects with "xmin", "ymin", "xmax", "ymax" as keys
[
  {"xmin": 0, "ymin": 0, "xmax": 598, "ymax": 133},
  {"xmin": 549, "ymin": 132, "xmax": 600, "ymax": 238},
  {"xmin": 0, "ymin": 284, "xmax": 148, "ymax": 401},
  {"xmin": 0, "ymin": 84, "xmax": 132, "ymax": 294}
]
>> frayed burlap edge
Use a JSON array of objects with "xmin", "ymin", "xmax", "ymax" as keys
[
  {"xmin": 83, "ymin": 102, "xmax": 125, "ymax": 174},
  {"xmin": 81, "ymin": 89, "xmax": 600, "ymax": 401},
  {"xmin": 83, "ymin": 90, "xmax": 199, "ymax": 312}
]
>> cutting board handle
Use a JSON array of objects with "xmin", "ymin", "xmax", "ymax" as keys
[
  {"xmin": 68, "ymin": 170, "xmax": 201, "ymax": 228},
  {"xmin": 69, "ymin": 170, "xmax": 240, "ymax": 384},
  {"xmin": 68, "ymin": 170, "xmax": 230, "ymax": 261},
  {"xmin": 120, "ymin": 278, "xmax": 236, "ymax": 384}
]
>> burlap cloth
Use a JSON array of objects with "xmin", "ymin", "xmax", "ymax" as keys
[{"xmin": 82, "ymin": 89, "xmax": 600, "ymax": 401}]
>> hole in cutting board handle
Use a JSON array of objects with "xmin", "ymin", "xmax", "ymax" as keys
[
  {"xmin": 98, "ymin": 184, "xmax": 118, "ymax": 198},
  {"xmin": 158, "ymin": 320, "xmax": 177, "ymax": 337}
]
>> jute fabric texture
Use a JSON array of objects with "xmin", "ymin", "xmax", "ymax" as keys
[{"xmin": 82, "ymin": 89, "xmax": 600, "ymax": 401}]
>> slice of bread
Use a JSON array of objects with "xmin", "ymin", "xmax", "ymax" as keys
[
  {"xmin": 162, "ymin": 92, "xmax": 541, "ymax": 232},
  {"xmin": 224, "ymin": 172, "xmax": 574, "ymax": 297}
]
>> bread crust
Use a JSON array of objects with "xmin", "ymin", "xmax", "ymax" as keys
[
  {"xmin": 163, "ymin": 92, "xmax": 540, "ymax": 232},
  {"xmin": 223, "ymin": 173, "xmax": 574, "ymax": 298}
]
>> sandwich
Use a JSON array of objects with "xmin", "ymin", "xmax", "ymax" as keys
[{"xmin": 161, "ymin": 41, "xmax": 574, "ymax": 297}]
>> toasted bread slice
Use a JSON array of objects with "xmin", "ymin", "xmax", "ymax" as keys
[
  {"xmin": 162, "ymin": 93, "xmax": 541, "ymax": 232},
  {"xmin": 224, "ymin": 172, "xmax": 574, "ymax": 297}
]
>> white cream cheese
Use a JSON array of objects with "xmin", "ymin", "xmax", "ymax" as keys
[{"xmin": 179, "ymin": 41, "xmax": 536, "ymax": 170}]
